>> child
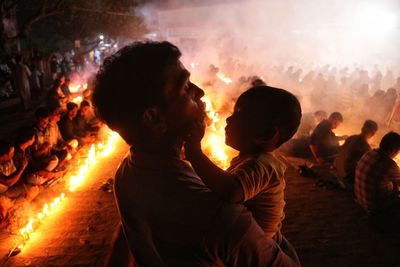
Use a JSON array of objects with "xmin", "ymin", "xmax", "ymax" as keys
[{"xmin": 185, "ymin": 85, "xmax": 302, "ymax": 244}]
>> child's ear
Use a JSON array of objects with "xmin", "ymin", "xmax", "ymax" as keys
[
  {"xmin": 255, "ymin": 127, "xmax": 280, "ymax": 145},
  {"xmin": 142, "ymin": 106, "xmax": 167, "ymax": 133}
]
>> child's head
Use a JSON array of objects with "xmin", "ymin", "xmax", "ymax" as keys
[{"xmin": 225, "ymin": 86, "xmax": 301, "ymax": 153}]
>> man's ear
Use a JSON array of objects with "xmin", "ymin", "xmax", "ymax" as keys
[{"xmin": 142, "ymin": 107, "xmax": 167, "ymax": 133}]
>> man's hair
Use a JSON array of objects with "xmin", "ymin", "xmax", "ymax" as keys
[
  {"xmin": 379, "ymin": 131, "xmax": 400, "ymax": 153},
  {"xmin": 92, "ymin": 41, "xmax": 181, "ymax": 145},
  {"xmin": 80, "ymin": 100, "xmax": 90, "ymax": 108},
  {"xmin": 35, "ymin": 107, "xmax": 50, "ymax": 120},
  {"xmin": 0, "ymin": 140, "xmax": 13, "ymax": 157},
  {"xmin": 15, "ymin": 126, "xmax": 35, "ymax": 145},
  {"xmin": 329, "ymin": 112, "xmax": 343, "ymax": 122},
  {"xmin": 239, "ymin": 86, "xmax": 302, "ymax": 147},
  {"xmin": 66, "ymin": 102, "xmax": 78, "ymax": 111},
  {"xmin": 361, "ymin": 120, "xmax": 378, "ymax": 135}
]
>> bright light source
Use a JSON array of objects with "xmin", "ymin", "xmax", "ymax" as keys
[
  {"xmin": 99, "ymin": 34, "xmax": 104, "ymax": 40},
  {"xmin": 352, "ymin": 4, "xmax": 397, "ymax": 35}
]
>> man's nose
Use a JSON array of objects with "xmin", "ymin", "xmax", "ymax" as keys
[{"xmin": 191, "ymin": 83, "xmax": 204, "ymax": 99}]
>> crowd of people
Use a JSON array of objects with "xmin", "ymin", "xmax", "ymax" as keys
[
  {"xmin": 1, "ymin": 39, "xmax": 399, "ymax": 265},
  {"xmin": 0, "ymin": 66, "xmax": 101, "ymax": 227}
]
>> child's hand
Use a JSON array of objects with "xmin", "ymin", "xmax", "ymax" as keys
[{"xmin": 185, "ymin": 120, "xmax": 206, "ymax": 156}]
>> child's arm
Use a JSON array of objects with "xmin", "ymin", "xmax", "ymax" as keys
[{"xmin": 185, "ymin": 121, "xmax": 244, "ymax": 203}]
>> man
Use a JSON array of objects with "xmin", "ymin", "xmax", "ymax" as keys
[
  {"xmin": 335, "ymin": 120, "xmax": 378, "ymax": 190},
  {"xmin": 74, "ymin": 100, "xmax": 99, "ymax": 139},
  {"xmin": 309, "ymin": 112, "xmax": 348, "ymax": 163},
  {"xmin": 30, "ymin": 108, "xmax": 62, "ymax": 185},
  {"xmin": 0, "ymin": 140, "xmax": 38, "ymax": 223},
  {"xmin": 355, "ymin": 132, "xmax": 400, "ymax": 222},
  {"xmin": 93, "ymin": 41, "xmax": 299, "ymax": 266},
  {"xmin": 12, "ymin": 55, "xmax": 32, "ymax": 110}
]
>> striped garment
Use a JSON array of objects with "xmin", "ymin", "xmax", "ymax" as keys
[{"xmin": 355, "ymin": 149, "xmax": 400, "ymax": 211}]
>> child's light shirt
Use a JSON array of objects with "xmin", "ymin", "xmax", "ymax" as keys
[{"xmin": 228, "ymin": 152, "xmax": 286, "ymax": 238}]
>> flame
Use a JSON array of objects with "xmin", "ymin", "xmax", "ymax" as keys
[
  {"xmin": 71, "ymin": 96, "xmax": 83, "ymax": 104},
  {"xmin": 13, "ymin": 128, "xmax": 121, "ymax": 252},
  {"xmin": 201, "ymin": 96, "xmax": 236, "ymax": 169},
  {"xmin": 69, "ymin": 83, "xmax": 81, "ymax": 93},
  {"xmin": 83, "ymin": 83, "xmax": 88, "ymax": 90},
  {"xmin": 216, "ymin": 72, "xmax": 233, "ymax": 85}
]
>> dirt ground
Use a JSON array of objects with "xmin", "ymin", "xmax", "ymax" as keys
[
  {"xmin": 0, "ymin": 142, "xmax": 399, "ymax": 266},
  {"xmin": 282, "ymin": 157, "xmax": 400, "ymax": 267}
]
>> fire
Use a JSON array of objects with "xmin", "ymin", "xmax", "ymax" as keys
[
  {"xmin": 12, "ymin": 128, "xmax": 121, "ymax": 254},
  {"xmin": 201, "ymin": 96, "xmax": 236, "ymax": 169},
  {"xmin": 69, "ymin": 83, "xmax": 81, "ymax": 93},
  {"xmin": 216, "ymin": 72, "xmax": 233, "ymax": 85},
  {"xmin": 71, "ymin": 96, "xmax": 83, "ymax": 104}
]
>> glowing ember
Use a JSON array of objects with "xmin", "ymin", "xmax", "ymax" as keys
[{"xmin": 216, "ymin": 72, "xmax": 233, "ymax": 85}]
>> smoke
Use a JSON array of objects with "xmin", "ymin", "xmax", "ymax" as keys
[{"xmin": 136, "ymin": 0, "xmax": 400, "ymax": 138}]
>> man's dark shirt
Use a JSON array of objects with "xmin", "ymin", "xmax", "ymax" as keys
[
  {"xmin": 58, "ymin": 115, "xmax": 76, "ymax": 141},
  {"xmin": 310, "ymin": 120, "xmax": 340, "ymax": 158},
  {"xmin": 335, "ymin": 134, "xmax": 371, "ymax": 180}
]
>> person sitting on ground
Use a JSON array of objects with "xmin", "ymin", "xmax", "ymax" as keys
[
  {"xmin": 335, "ymin": 120, "xmax": 378, "ymax": 190},
  {"xmin": 185, "ymin": 85, "xmax": 301, "ymax": 253},
  {"xmin": 0, "ymin": 140, "xmax": 38, "ymax": 223},
  {"xmin": 309, "ymin": 112, "xmax": 348, "ymax": 163},
  {"xmin": 74, "ymin": 100, "xmax": 99, "ymax": 139},
  {"xmin": 60, "ymin": 76, "xmax": 71, "ymax": 99},
  {"xmin": 355, "ymin": 131, "xmax": 400, "ymax": 225},
  {"xmin": 47, "ymin": 106, "xmax": 78, "ymax": 160},
  {"xmin": 30, "ymin": 108, "xmax": 62, "ymax": 184},
  {"xmin": 92, "ymin": 41, "xmax": 300, "ymax": 266},
  {"xmin": 15, "ymin": 126, "xmax": 65, "ymax": 186},
  {"xmin": 296, "ymin": 110, "xmax": 327, "ymax": 139}
]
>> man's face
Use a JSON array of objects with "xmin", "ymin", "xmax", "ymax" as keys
[
  {"xmin": 162, "ymin": 60, "xmax": 205, "ymax": 136},
  {"xmin": 38, "ymin": 117, "xmax": 49, "ymax": 130},
  {"xmin": 69, "ymin": 107, "xmax": 78, "ymax": 118},
  {"xmin": 50, "ymin": 111, "xmax": 61, "ymax": 124},
  {"xmin": 331, "ymin": 119, "xmax": 342, "ymax": 130}
]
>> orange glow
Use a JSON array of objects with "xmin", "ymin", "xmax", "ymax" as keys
[
  {"xmin": 71, "ymin": 96, "xmax": 83, "ymax": 104},
  {"xmin": 69, "ymin": 83, "xmax": 81, "ymax": 93},
  {"xmin": 201, "ymin": 96, "xmax": 237, "ymax": 169},
  {"xmin": 12, "ymin": 128, "xmax": 121, "ymax": 253}
]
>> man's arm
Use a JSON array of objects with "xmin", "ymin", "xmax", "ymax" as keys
[
  {"xmin": 0, "ymin": 158, "xmax": 28, "ymax": 187},
  {"xmin": 309, "ymin": 144, "xmax": 324, "ymax": 163},
  {"xmin": 185, "ymin": 120, "xmax": 243, "ymax": 203}
]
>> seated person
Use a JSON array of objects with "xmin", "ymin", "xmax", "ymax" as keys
[
  {"xmin": 74, "ymin": 100, "xmax": 99, "ymax": 138},
  {"xmin": 355, "ymin": 131, "xmax": 400, "ymax": 224},
  {"xmin": 31, "ymin": 108, "xmax": 62, "ymax": 184},
  {"xmin": 185, "ymin": 85, "xmax": 301, "ymax": 255},
  {"xmin": 335, "ymin": 120, "xmax": 378, "ymax": 190},
  {"xmin": 309, "ymin": 112, "xmax": 348, "ymax": 163},
  {"xmin": 282, "ymin": 110, "xmax": 327, "ymax": 157},
  {"xmin": 0, "ymin": 140, "xmax": 38, "ymax": 223},
  {"xmin": 59, "ymin": 102, "xmax": 95, "ymax": 145},
  {"xmin": 296, "ymin": 110, "xmax": 327, "ymax": 139},
  {"xmin": 47, "ymin": 106, "xmax": 78, "ymax": 160},
  {"xmin": 15, "ymin": 126, "xmax": 66, "ymax": 186}
]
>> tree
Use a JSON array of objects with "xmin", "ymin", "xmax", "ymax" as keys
[{"xmin": 0, "ymin": 0, "xmax": 147, "ymax": 56}]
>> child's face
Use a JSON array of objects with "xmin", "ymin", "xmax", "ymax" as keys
[{"xmin": 225, "ymin": 97, "xmax": 262, "ymax": 152}]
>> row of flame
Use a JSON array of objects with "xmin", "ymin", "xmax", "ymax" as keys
[{"xmin": 13, "ymin": 130, "xmax": 120, "ymax": 253}]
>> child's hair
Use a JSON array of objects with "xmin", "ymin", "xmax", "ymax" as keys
[{"xmin": 239, "ymin": 86, "xmax": 302, "ymax": 147}]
